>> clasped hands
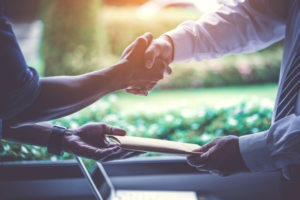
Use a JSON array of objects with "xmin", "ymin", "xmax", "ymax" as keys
[{"xmin": 121, "ymin": 32, "xmax": 173, "ymax": 96}]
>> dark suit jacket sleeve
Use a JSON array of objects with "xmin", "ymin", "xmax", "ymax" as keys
[{"xmin": 0, "ymin": 12, "xmax": 40, "ymax": 138}]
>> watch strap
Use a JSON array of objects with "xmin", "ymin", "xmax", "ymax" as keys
[{"xmin": 47, "ymin": 125, "xmax": 66, "ymax": 156}]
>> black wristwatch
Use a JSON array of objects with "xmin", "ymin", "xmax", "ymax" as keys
[{"xmin": 47, "ymin": 125, "xmax": 67, "ymax": 156}]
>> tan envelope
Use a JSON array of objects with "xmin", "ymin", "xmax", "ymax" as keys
[{"xmin": 108, "ymin": 135, "xmax": 202, "ymax": 155}]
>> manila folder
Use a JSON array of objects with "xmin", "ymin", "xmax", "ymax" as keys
[{"xmin": 108, "ymin": 135, "xmax": 202, "ymax": 155}]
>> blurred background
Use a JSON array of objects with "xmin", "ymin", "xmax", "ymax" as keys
[{"xmin": 1, "ymin": 0, "xmax": 280, "ymax": 162}]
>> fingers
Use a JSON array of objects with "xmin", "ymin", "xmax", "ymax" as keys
[
  {"xmin": 72, "ymin": 140, "xmax": 141, "ymax": 163},
  {"xmin": 148, "ymin": 59, "xmax": 171, "ymax": 81},
  {"xmin": 131, "ymin": 32, "xmax": 153, "ymax": 55},
  {"xmin": 104, "ymin": 124, "xmax": 127, "ymax": 136},
  {"xmin": 71, "ymin": 140, "xmax": 120, "ymax": 161},
  {"xmin": 129, "ymin": 81, "xmax": 157, "ymax": 90},
  {"xmin": 126, "ymin": 88, "xmax": 148, "ymax": 96},
  {"xmin": 100, "ymin": 149, "xmax": 135, "ymax": 162},
  {"xmin": 193, "ymin": 140, "xmax": 215, "ymax": 153},
  {"xmin": 94, "ymin": 146, "xmax": 122, "ymax": 161},
  {"xmin": 187, "ymin": 142, "xmax": 218, "ymax": 168},
  {"xmin": 126, "ymin": 80, "xmax": 157, "ymax": 96},
  {"xmin": 144, "ymin": 42, "xmax": 161, "ymax": 69},
  {"xmin": 144, "ymin": 36, "xmax": 173, "ymax": 69},
  {"xmin": 143, "ymin": 32, "xmax": 154, "ymax": 46},
  {"xmin": 121, "ymin": 32, "xmax": 153, "ymax": 60},
  {"xmin": 102, "ymin": 150, "xmax": 145, "ymax": 162},
  {"xmin": 187, "ymin": 151, "xmax": 210, "ymax": 168}
]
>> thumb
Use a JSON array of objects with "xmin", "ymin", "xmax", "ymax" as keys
[
  {"xmin": 143, "ymin": 32, "xmax": 154, "ymax": 46},
  {"xmin": 187, "ymin": 152, "xmax": 209, "ymax": 167},
  {"xmin": 105, "ymin": 125, "xmax": 127, "ymax": 136},
  {"xmin": 144, "ymin": 42, "xmax": 160, "ymax": 69}
]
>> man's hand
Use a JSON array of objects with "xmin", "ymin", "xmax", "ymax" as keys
[
  {"xmin": 187, "ymin": 136, "xmax": 249, "ymax": 176},
  {"xmin": 62, "ymin": 123, "xmax": 142, "ymax": 162},
  {"xmin": 121, "ymin": 33, "xmax": 172, "ymax": 96}
]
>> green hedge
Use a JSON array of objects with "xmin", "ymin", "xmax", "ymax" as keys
[
  {"xmin": 0, "ymin": 95, "xmax": 273, "ymax": 161},
  {"xmin": 41, "ymin": 0, "xmax": 109, "ymax": 76},
  {"xmin": 158, "ymin": 46, "xmax": 282, "ymax": 89}
]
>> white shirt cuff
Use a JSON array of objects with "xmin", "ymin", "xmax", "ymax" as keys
[
  {"xmin": 239, "ymin": 131, "xmax": 276, "ymax": 172},
  {"xmin": 165, "ymin": 27, "xmax": 195, "ymax": 64}
]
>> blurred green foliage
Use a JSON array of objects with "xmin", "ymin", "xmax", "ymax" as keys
[
  {"xmin": 159, "ymin": 45, "xmax": 282, "ymax": 88},
  {"xmin": 0, "ymin": 95, "xmax": 272, "ymax": 161},
  {"xmin": 41, "ymin": 0, "xmax": 109, "ymax": 76},
  {"xmin": 102, "ymin": 7, "xmax": 202, "ymax": 56}
]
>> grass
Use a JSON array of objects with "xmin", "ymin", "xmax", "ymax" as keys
[{"xmin": 114, "ymin": 83, "xmax": 278, "ymax": 112}]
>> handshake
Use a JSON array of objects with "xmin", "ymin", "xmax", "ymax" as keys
[{"xmin": 119, "ymin": 33, "xmax": 174, "ymax": 95}]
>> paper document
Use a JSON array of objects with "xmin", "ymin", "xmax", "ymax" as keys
[{"xmin": 108, "ymin": 135, "xmax": 202, "ymax": 155}]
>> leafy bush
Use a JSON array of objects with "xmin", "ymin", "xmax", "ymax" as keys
[
  {"xmin": 0, "ymin": 95, "xmax": 273, "ymax": 161},
  {"xmin": 158, "ymin": 46, "xmax": 282, "ymax": 89},
  {"xmin": 41, "ymin": 0, "xmax": 109, "ymax": 76},
  {"xmin": 0, "ymin": 140, "xmax": 73, "ymax": 162}
]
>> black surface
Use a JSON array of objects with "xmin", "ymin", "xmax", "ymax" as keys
[
  {"xmin": 0, "ymin": 157, "xmax": 283, "ymax": 200},
  {"xmin": 0, "ymin": 160, "xmax": 83, "ymax": 181}
]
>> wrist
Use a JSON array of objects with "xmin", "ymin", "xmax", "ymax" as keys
[
  {"xmin": 47, "ymin": 125, "xmax": 68, "ymax": 156},
  {"xmin": 105, "ymin": 60, "xmax": 133, "ymax": 91},
  {"xmin": 61, "ymin": 129, "xmax": 76, "ymax": 153}
]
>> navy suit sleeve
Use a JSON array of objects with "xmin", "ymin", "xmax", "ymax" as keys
[{"xmin": 0, "ymin": 15, "xmax": 40, "ymax": 137}]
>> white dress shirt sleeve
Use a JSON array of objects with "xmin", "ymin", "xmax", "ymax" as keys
[
  {"xmin": 239, "ymin": 114, "xmax": 300, "ymax": 173},
  {"xmin": 165, "ymin": 0, "xmax": 288, "ymax": 63}
]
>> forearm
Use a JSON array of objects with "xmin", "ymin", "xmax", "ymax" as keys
[
  {"xmin": 239, "ymin": 114, "xmax": 300, "ymax": 173},
  {"xmin": 2, "ymin": 123, "xmax": 53, "ymax": 147},
  {"xmin": 8, "ymin": 60, "xmax": 132, "ymax": 125},
  {"xmin": 166, "ymin": 0, "xmax": 287, "ymax": 63}
]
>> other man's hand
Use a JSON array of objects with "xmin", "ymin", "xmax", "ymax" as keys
[
  {"xmin": 62, "ymin": 123, "xmax": 142, "ymax": 162},
  {"xmin": 144, "ymin": 34, "xmax": 174, "ymax": 69},
  {"xmin": 187, "ymin": 136, "xmax": 249, "ymax": 176}
]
